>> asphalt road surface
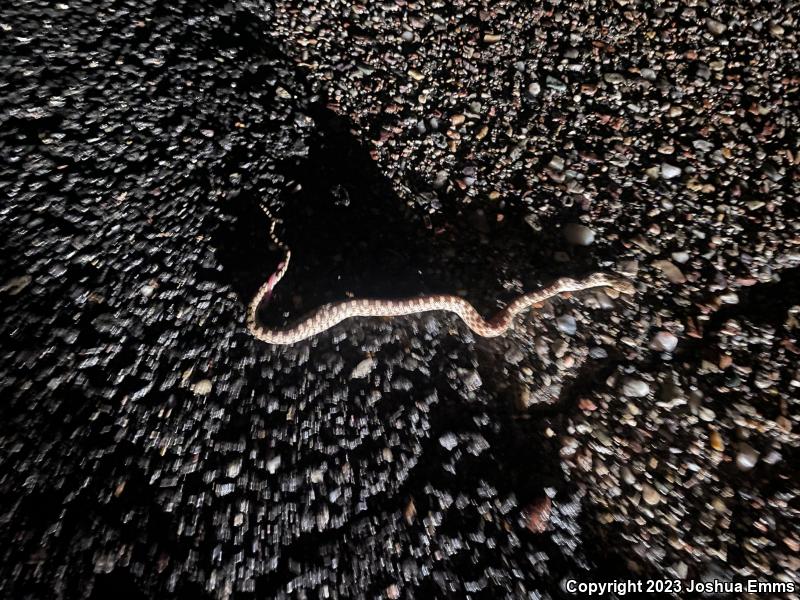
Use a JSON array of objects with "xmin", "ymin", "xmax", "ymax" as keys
[{"xmin": 1, "ymin": 1, "xmax": 798, "ymax": 598}]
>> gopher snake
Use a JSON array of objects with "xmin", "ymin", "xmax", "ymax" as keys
[{"xmin": 246, "ymin": 204, "xmax": 635, "ymax": 345}]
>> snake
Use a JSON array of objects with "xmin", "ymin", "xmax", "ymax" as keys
[{"xmin": 246, "ymin": 203, "xmax": 635, "ymax": 345}]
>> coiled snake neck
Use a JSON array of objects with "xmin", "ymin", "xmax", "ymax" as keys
[{"xmin": 246, "ymin": 203, "xmax": 635, "ymax": 345}]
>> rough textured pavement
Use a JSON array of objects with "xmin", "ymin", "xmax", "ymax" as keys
[{"xmin": 1, "ymin": 1, "xmax": 798, "ymax": 598}]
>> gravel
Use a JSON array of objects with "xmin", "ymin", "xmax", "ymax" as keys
[{"xmin": 1, "ymin": 0, "xmax": 799, "ymax": 598}]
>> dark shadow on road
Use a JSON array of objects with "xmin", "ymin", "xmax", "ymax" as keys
[{"xmin": 212, "ymin": 84, "xmax": 611, "ymax": 332}]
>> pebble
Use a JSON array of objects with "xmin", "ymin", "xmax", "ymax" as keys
[
  {"xmin": 560, "ymin": 436, "xmax": 579, "ymax": 457},
  {"xmin": 621, "ymin": 467, "xmax": 636, "ymax": 486},
  {"xmin": 524, "ymin": 497, "xmax": 552, "ymax": 533},
  {"xmin": 191, "ymin": 379, "xmax": 213, "ymax": 396},
  {"xmin": 545, "ymin": 75, "xmax": 567, "ymax": 91},
  {"xmin": 226, "ymin": 460, "xmax": 242, "ymax": 478},
  {"xmin": 617, "ymin": 260, "xmax": 639, "ymax": 277},
  {"xmin": 673, "ymin": 562, "xmax": 689, "ymax": 579},
  {"xmin": 265, "ymin": 455, "xmax": 281, "ymax": 475},
  {"xmin": 711, "ymin": 497, "xmax": 727, "ymax": 513},
  {"xmin": 736, "ymin": 444, "xmax": 760, "ymax": 471},
  {"xmin": 709, "ymin": 431, "xmax": 725, "ymax": 452},
  {"xmin": 621, "ymin": 378, "xmax": 650, "ymax": 398},
  {"xmin": 505, "ymin": 347, "xmax": 524, "ymax": 365},
  {"xmin": 552, "ymin": 339, "xmax": 568, "ymax": 357},
  {"xmin": 140, "ymin": 282, "xmax": 156, "ymax": 298},
  {"xmin": 460, "ymin": 369, "xmax": 482, "ymax": 391},
  {"xmin": 660, "ymin": 163, "xmax": 682, "ymax": 179},
  {"xmin": 642, "ymin": 483, "xmax": 662, "ymax": 506},
  {"xmin": 548, "ymin": 155, "xmax": 565, "ymax": 171},
  {"xmin": 603, "ymin": 73, "xmax": 625, "ymax": 84},
  {"xmin": 450, "ymin": 114, "xmax": 465, "ymax": 127},
  {"xmin": 698, "ymin": 407, "xmax": 716, "ymax": 422},
  {"xmin": 404, "ymin": 500, "xmax": 416, "ymax": 525},
  {"xmin": 556, "ymin": 315, "xmax": 577, "ymax": 335},
  {"xmin": 785, "ymin": 537, "xmax": 800, "ymax": 553},
  {"xmin": 516, "ymin": 385, "xmax": 533, "ymax": 410},
  {"xmin": 770, "ymin": 23, "xmax": 785, "ymax": 37},
  {"xmin": 351, "ymin": 357, "xmax": 377, "ymax": 379},
  {"xmin": 693, "ymin": 139, "xmax": 714, "ymax": 152},
  {"xmin": 671, "ymin": 251, "xmax": 690, "ymax": 264},
  {"xmin": 563, "ymin": 223, "xmax": 595, "ymax": 246},
  {"xmin": 650, "ymin": 332, "xmax": 678, "ymax": 353},
  {"xmin": 706, "ymin": 18, "xmax": 727, "ymax": 35},
  {"xmin": 439, "ymin": 433, "xmax": 458, "ymax": 451},
  {"xmin": 652, "ymin": 260, "xmax": 687, "ymax": 284}
]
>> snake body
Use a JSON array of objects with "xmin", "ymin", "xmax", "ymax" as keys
[{"xmin": 246, "ymin": 204, "xmax": 634, "ymax": 345}]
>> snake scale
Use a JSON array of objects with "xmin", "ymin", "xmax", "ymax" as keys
[{"xmin": 246, "ymin": 204, "xmax": 635, "ymax": 345}]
